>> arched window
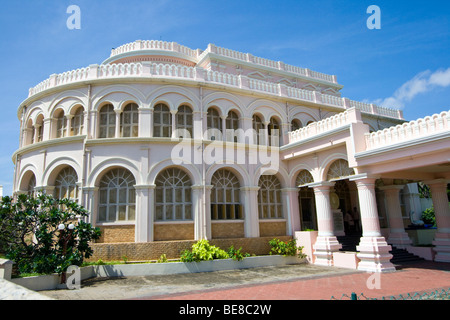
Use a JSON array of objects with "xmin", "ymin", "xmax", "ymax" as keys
[
  {"xmin": 226, "ymin": 110, "xmax": 239, "ymax": 142},
  {"xmin": 27, "ymin": 174, "xmax": 36, "ymax": 196},
  {"xmin": 207, "ymin": 107, "xmax": 222, "ymax": 140},
  {"xmin": 252, "ymin": 114, "xmax": 264, "ymax": 145},
  {"xmin": 268, "ymin": 117, "xmax": 280, "ymax": 147},
  {"xmin": 211, "ymin": 169, "xmax": 242, "ymax": 220},
  {"xmin": 296, "ymin": 170, "xmax": 313, "ymax": 187},
  {"xmin": 326, "ymin": 159, "xmax": 355, "ymax": 181},
  {"xmin": 54, "ymin": 167, "xmax": 78, "ymax": 201},
  {"xmin": 35, "ymin": 115, "xmax": 44, "ymax": 142},
  {"xmin": 155, "ymin": 168, "xmax": 192, "ymax": 221},
  {"xmin": 71, "ymin": 107, "xmax": 84, "ymax": 136},
  {"xmin": 153, "ymin": 103, "xmax": 171, "ymax": 137},
  {"xmin": 258, "ymin": 175, "xmax": 283, "ymax": 219},
  {"xmin": 98, "ymin": 168, "xmax": 136, "ymax": 222},
  {"xmin": 121, "ymin": 103, "xmax": 139, "ymax": 137},
  {"xmin": 176, "ymin": 105, "xmax": 193, "ymax": 138},
  {"xmin": 291, "ymin": 119, "xmax": 302, "ymax": 132},
  {"xmin": 25, "ymin": 119, "xmax": 34, "ymax": 145},
  {"xmin": 55, "ymin": 109, "xmax": 66, "ymax": 138},
  {"xmin": 99, "ymin": 104, "xmax": 116, "ymax": 138}
]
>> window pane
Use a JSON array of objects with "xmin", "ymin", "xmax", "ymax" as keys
[
  {"xmin": 99, "ymin": 206, "xmax": 107, "ymax": 221},
  {"xmin": 119, "ymin": 188, "xmax": 127, "ymax": 203},
  {"xmin": 156, "ymin": 205, "xmax": 163, "ymax": 220},
  {"xmin": 118, "ymin": 206, "xmax": 126, "ymax": 220},
  {"xmin": 185, "ymin": 205, "xmax": 192, "ymax": 220},
  {"xmin": 108, "ymin": 206, "xmax": 117, "ymax": 222},
  {"xmin": 175, "ymin": 205, "xmax": 183, "ymax": 220},
  {"xmin": 165, "ymin": 205, "xmax": 173, "ymax": 220},
  {"xmin": 128, "ymin": 205, "xmax": 135, "ymax": 221}
]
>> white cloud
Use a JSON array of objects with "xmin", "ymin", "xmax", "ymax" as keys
[{"xmin": 375, "ymin": 68, "xmax": 450, "ymax": 109}]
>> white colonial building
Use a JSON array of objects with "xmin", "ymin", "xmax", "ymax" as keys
[{"xmin": 13, "ymin": 40, "xmax": 450, "ymax": 272}]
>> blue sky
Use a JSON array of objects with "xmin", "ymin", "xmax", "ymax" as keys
[{"xmin": 0, "ymin": 0, "xmax": 449, "ymax": 195}]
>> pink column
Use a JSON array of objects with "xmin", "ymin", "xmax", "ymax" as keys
[
  {"xmin": 354, "ymin": 178, "xmax": 395, "ymax": 272},
  {"xmin": 427, "ymin": 179, "xmax": 450, "ymax": 262},
  {"xmin": 380, "ymin": 185, "xmax": 412, "ymax": 248},
  {"xmin": 311, "ymin": 182, "xmax": 342, "ymax": 266}
]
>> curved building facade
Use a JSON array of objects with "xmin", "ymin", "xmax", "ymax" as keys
[{"xmin": 13, "ymin": 40, "xmax": 450, "ymax": 271}]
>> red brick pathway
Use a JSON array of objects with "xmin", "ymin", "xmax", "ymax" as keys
[{"xmin": 150, "ymin": 261, "xmax": 450, "ymax": 300}]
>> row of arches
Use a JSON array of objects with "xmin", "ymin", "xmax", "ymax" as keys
[
  {"xmin": 23, "ymin": 102, "xmax": 312, "ymax": 147},
  {"xmin": 20, "ymin": 158, "xmax": 356, "ymax": 225},
  {"xmin": 22, "ymin": 165, "xmax": 286, "ymax": 223}
]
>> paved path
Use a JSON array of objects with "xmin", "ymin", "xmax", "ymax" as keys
[{"xmin": 40, "ymin": 261, "xmax": 450, "ymax": 301}]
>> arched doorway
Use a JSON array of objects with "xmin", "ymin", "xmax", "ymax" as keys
[
  {"xmin": 296, "ymin": 170, "xmax": 316, "ymax": 230},
  {"xmin": 326, "ymin": 159, "xmax": 360, "ymax": 236}
]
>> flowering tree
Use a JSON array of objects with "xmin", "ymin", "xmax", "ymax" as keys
[{"xmin": 0, "ymin": 193, "xmax": 101, "ymax": 275}]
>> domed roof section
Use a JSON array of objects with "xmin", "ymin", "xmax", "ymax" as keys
[{"xmin": 102, "ymin": 40, "xmax": 202, "ymax": 67}]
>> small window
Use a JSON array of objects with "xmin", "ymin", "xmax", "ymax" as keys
[
  {"xmin": 121, "ymin": 103, "xmax": 139, "ymax": 137},
  {"xmin": 71, "ymin": 107, "xmax": 85, "ymax": 136},
  {"xmin": 226, "ymin": 111, "xmax": 239, "ymax": 142},
  {"xmin": 99, "ymin": 104, "xmax": 116, "ymax": 138},
  {"xmin": 153, "ymin": 104, "xmax": 172, "ymax": 137},
  {"xmin": 176, "ymin": 105, "xmax": 193, "ymax": 138},
  {"xmin": 252, "ymin": 114, "xmax": 264, "ymax": 145},
  {"xmin": 55, "ymin": 110, "xmax": 66, "ymax": 138}
]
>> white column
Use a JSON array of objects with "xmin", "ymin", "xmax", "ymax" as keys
[
  {"xmin": 282, "ymin": 188, "xmax": 300, "ymax": 236},
  {"xmin": 147, "ymin": 185, "xmax": 156, "ymax": 242},
  {"xmin": 115, "ymin": 110, "xmax": 121, "ymax": 138},
  {"xmin": 82, "ymin": 111, "xmax": 89, "ymax": 136},
  {"xmin": 138, "ymin": 108, "xmax": 151, "ymax": 137},
  {"xmin": 353, "ymin": 178, "xmax": 395, "ymax": 272},
  {"xmin": 310, "ymin": 182, "xmax": 342, "ymax": 266},
  {"xmin": 192, "ymin": 185, "xmax": 206, "ymax": 240},
  {"xmin": 426, "ymin": 179, "xmax": 450, "ymax": 262},
  {"xmin": 221, "ymin": 115, "xmax": 227, "ymax": 141},
  {"xmin": 134, "ymin": 185, "xmax": 153, "ymax": 243},
  {"xmin": 241, "ymin": 186, "xmax": 260, "ymax": 238},
  {"xmin": 170, "ymin": 110, "xmax": 177, "ymax": 138},
  {"xmin": 263, "ymin": 121, "xmax": 270, "ymax": 146},
  {"xmin": 204, "ymin": 185, "xmax": 213, "ymax": 240},
  {"xmin": 33, "ymin": 125, "xmax": 41, "ymax": 143},
  {"xmin": 65, "ymin": 115, "xmax": 74, "ymax": 137},
  {"xmin": 380, "ymin": 185, "xmax": 412, "ymax": 248}
]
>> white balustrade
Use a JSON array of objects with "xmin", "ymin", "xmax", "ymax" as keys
[
  {"xmin": 26, "ymin": 62, "xmax": 402, "ymax": 121},
  {"xmin": 365, "ymin": 110, "xmax": 450, "ymax": 150},
  {"xmin": 288, "ymin": 110, "xmax": 350, "ymax": 144}
]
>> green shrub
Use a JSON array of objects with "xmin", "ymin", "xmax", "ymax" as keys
[
  {"xmin": 422, "ymin": 207, "xmax": 436, "ymax": 226},
  {"xmin": 227, "ymin": 245, "xmax": 250, "ymax": 261},
  {"xmin": 180, "ymin": 239, "xmax": 229, "ymax": 262},
  {"xmin": 269, "ymin": 238, "xmax": 306, "ymax": 258},
  {"xmin": 0, "ymin": 193, "xmax": 101, "ymax": 275}
]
